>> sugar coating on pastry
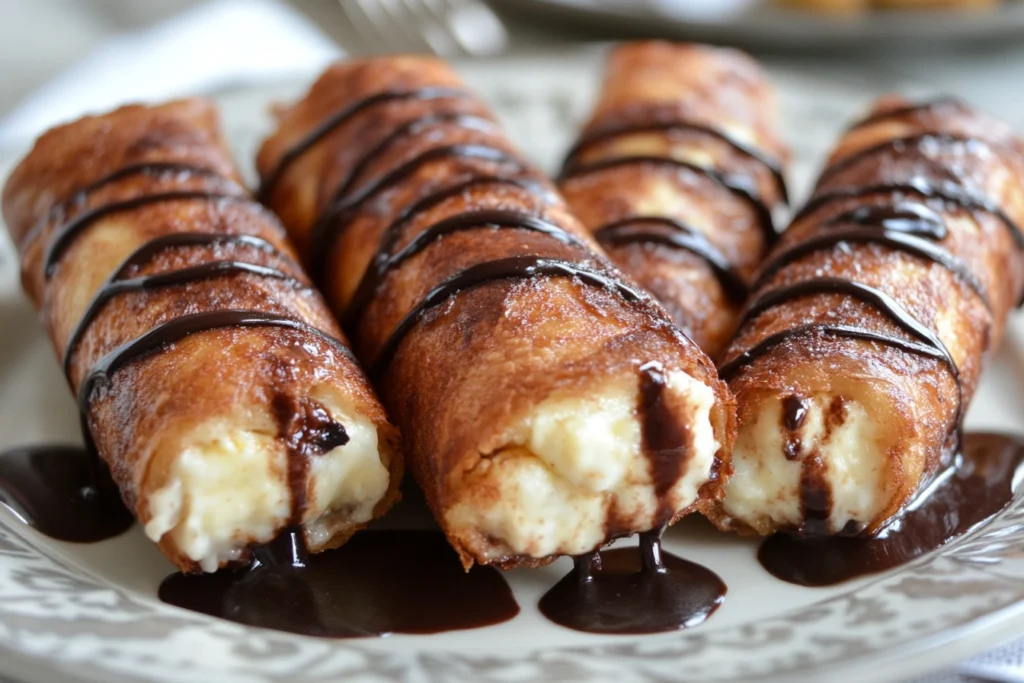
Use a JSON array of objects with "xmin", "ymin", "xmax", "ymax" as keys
[
  {"xmin": 446, "ymin": 371, "xmax": 719, "ymax": 561},
  {"xmin": 143, "ymin": 395, "xmax": 390, "ymax": 573}
]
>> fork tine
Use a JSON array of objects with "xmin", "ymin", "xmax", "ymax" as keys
[
  {"xmin": 377, "ymin": 0, "xmax": 438, "ymax": 54},
  {"xmin": 338, "ymin": 0, "xmax": 379, "ymax": 55},
  {"xmin": 339, "ymin": 0, "xmax": 507, "ymax": 57},
  {"xmin": 347, "ymin": 0, "xmax": 409, "ymax": 54},
  {"xmin": 397, "ymin": 0, "xmax": 462, "ymax": 56},
  {"xmin": 421, "ymin": 0, "xmax": 510, "ymax": 56}
]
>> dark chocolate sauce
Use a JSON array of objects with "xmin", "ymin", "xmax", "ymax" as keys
[
  {"xmin": 332, "ymin": 112, "xmax": 498, "ymax": 200},
  {"xmin": 345, "ymin": 209, "xmax": 590, "ymax": 324},
  {"xmin": 272, "ymin": 395, "xmax": 351, "ymax": 525},
  {"xmin": 257, "ymin": 87, "xmax": 473, "ymax": 201},
  {"xmin": 799, "ymin": 451, "xmax": 832, "ymax": 537},
  {"xmin": 822, "ymin": 202, "xmax": 946, "ymax": 238},
  {"xmin": 737, "ymin": 277, "xmax": 957, "ymax": 376},
  {"xmin": 817, "ymin": 132, "xmax": 993, "ymax": 186},
  {"xmin": 20, "ymin": 162, "xmax": 233, "ymax": 250},
  {"xmin": 759, "ymin": 432, "xmax": 1024, "ymax": 586},
  {"xmin": 639, "ymin": 362, "xmax": 694, "ymax": 523},
  {"xmin": 846, "ymin": 97, "xmax": 963, "ymax": 131},
  {"xmin": 782, "ymin": 395, "xmax": 808, "ymax": 431},
  {"xmin": 718, "ymin": 323, "xmax": 952, "ymax": 382},
  {"xmin": 43, "ymin": 191, "xmax": 261, "ymax": 278},
  {"xmin": 158, "ymin": 528, "xmax": 519, "ymax": 637},
  {"xmin": 64, "ymin": 259, "xmax": 305, "ymax": 379},
  {"xmin": 308, "ymin": 143, "xmax": 527, "ymax": 280},
  {"xmin": 539, "ymin": 529, "xmax": 725, "ymax": 634},
  {"xmin": 781, "ymin": 395, "xmax": 807, "ymax": 462},
  {"xmin": 559, "ymin": 154, "xmax": 777, "ymax": 246},
  {"xmin": 725, "ymin": 277, "xmax": 961, "ymax": 427},
  {"xmin": 562, "ymin": 119, "xmax": 789, "ymax": 203},
  {"xmin": 0, "ymin": 445, "xmax": 133, "ymax": 542},
  {"xmin": 753, "ymin": 227, "xmax": 987, "ymax": 308},
  {"xmin": 595, "ymin": 216, "xmax": 748, "ymax": 303},
  {"xmin": 370, "ymin": 255, "xmax": 646, "ymax": 378},
  {"xmin": 78, "ymin": 310, "xmax": 354, "ymax": 427},
  {"xmin": 791, "ymin": 178, "xmax": 1023, "ymax": 249}
]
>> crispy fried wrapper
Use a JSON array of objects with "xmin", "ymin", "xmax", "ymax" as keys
[
  {"xmin": 713, "ymin": 95, "xmax": 1024, "ymax": 535},
  {"xmin": 257, "ymin": 56, "xmax": 735, "ymax": 568},
  {"xmin": 2, "ymin": 100, "xmax": 401, "ymax": 572}
]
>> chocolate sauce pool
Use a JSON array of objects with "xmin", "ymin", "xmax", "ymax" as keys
[
  {"xmin": 758, "ymin": 432, "xmax": 1024, "ymax": 587},
  {"xmin": 0, "ymin": 445, "xmax": 132, "ymax": 542},
  {"xmin": 539, "ymin": 530, "xmax": 726, "ymax": 634},
  {"xmin": 158, "ymin": 528, "xmax": 519, "ymax": 637}
]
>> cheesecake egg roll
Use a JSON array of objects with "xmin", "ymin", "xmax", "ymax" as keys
[
  {"xmin": 1, "ymin": 100, "xmax": 401, "ymax": 572},
  {"xmin": 257, "ymin": 56, "xmax": 735, "ymax": 568},
  {"xmin": 714, "ymin": 96, "xmax": 1024, "ymax": 535},
  {"xmin": 559, "ymin": 42, "xmax": 788, "ymax": 356}
]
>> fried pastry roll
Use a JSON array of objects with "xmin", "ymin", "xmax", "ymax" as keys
[
  {"xmin": 559, "ymin": 42, "xmax": 788, "ymax": 356},
  {"xmin": 257, "ymin": 56, "xmax": 734, "ymax": 568},
  {"xmin": 1, "ymin": 101, "xmax": 401, "ymax": 572},
  {"xmin": 714, "ymin": 96, "xmax": 1024, "ymax": 535}
]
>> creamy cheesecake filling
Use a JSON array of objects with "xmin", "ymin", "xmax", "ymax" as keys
[
  {"xmin": 722, "ymin": 394, "xmax": 890, "ymax": 535},
  {"xmin": 446, "ymin": 371, "xmax": 719, "ymax": 562},
  {"xmin": 143, "ymin": 395, "xmax": 390, "ymax": 572}
]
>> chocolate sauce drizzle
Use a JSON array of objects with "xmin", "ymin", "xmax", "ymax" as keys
[
  {"xmin": 257, "ymin": 86, "xmax": 473, "ymax": 202},
  {"xmin": 595, "ymin": 216, "xmax": 748, "ymax": 303},
  {"xmin": 538, "ymin": 528, "xmax": 726, "ymax": 634},
  {"xmin": 345, "ymin": 208, "xmax": 589, "ymax": 324},
  {"xmin": 781, "ymin": 395, "xmax": 807, "ymax": 462},
  {"xmin": 43, "ymin": 190, "xmax": 262, "ymax": 277},
  {"xmin": 754, "ymin": 227, "xmax": 987, "ymax": 308},
  {"xmin": 370, "ymin": 255, "xmax": 645, "ymax": 378},
  {"xmin": 538, "ymin": 361, "xmax": 724, "ymax": 635},
  {"xmin": 19, "ymin": 162, "xmax": 235, "ymax": 251},
  {"xmin": 639, "ymin": 361, "xmax": 696, "ymax": 523},
  {"xmin": 760, "ymin": 432, "xmax": 1024, "ymax": 586},
  {"xmin": 332, "ymin": 112, "xmax": 498, "ymax": 200},
  {"xmin": 846, "ymin": 96, "xmax": 963, "ymax": 131},
  {"xmin": 159, "ymin": 528, "xmax": 520, "ymax": 637},
  {"xmin": 560, "ymin": 154, "xmax": 777, "ymax": 246},
  {"xmin": 63, "ymin": 231, "xmax": 307, "ymax": 378},
  {"xmin": 822, "ymin": 203, "xmax": 946, "ymax": 238},
  {"xmin": 792, "ymin": 179, "xmax": 1023, "ymax": 250},
  {"xmin": 308, "ymin": 143, "xmax": 527, "ymax": 280},
  {"xmin": 0, "ymin": 445, "xmax": 133, "ymax": 542},
  {"xmin": 724, "ymin": 277, "xmax": 961, "ymax": 425},
  {"xmin": 817, "ymin": 132, "xmax": 995, "ymax": 187},
  {"xmin": 561, "ymin": 119, "xmax": 788, "ymax": 204}
]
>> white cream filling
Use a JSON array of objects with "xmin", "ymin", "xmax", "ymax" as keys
[
  {"xmin": 143, "ymin": 400, "xmax": 390, "ymax": 572},
  {"xmin": 722, "ymin": 395, "xmax": 888, "ymax": 534},
  {"xmin": 446, "ymin": 371, "xmax": 719, "ymax": 561}
]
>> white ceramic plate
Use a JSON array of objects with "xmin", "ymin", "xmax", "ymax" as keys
[
  {"xmin": 2, "ymin": 55, "xmax": 1024, "ymax": 683},
  {"xmin": 498, "ymin": 0, "xmax": 1024, "ymax": 48}
]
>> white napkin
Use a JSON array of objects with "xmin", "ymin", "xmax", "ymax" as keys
[{"xmin": 0, "ymin": 0, "xmax": 342, "ymax": 151}]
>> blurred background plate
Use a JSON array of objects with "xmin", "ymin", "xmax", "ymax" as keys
[{"xmin": 494, "ymin": 0, "xmax": 1024, "ymax": 48}]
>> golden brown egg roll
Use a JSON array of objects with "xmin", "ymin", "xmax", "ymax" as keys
[
  {"xmin": 257, "ymin": 56, "xmax": 735, "ymax": 569},
  {"xmin": 559, "ymin": 42, "xmax": 788, "ymax": 357},
  {"xmin": 1, "ymin": 100, "xmax": 401, "ymax": 572},
  {"xmin": 713, "ymin": 96, "xmax": 1024, "ymax": 535}
]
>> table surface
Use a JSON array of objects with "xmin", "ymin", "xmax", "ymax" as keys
[{"xmin": 0, "ymin": 2, "xmax": 1021, "ymax": 682}]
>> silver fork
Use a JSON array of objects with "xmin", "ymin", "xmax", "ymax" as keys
[{"xmin": 340, "ymin": 0, "xmax": 509, "ymax": 57}]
